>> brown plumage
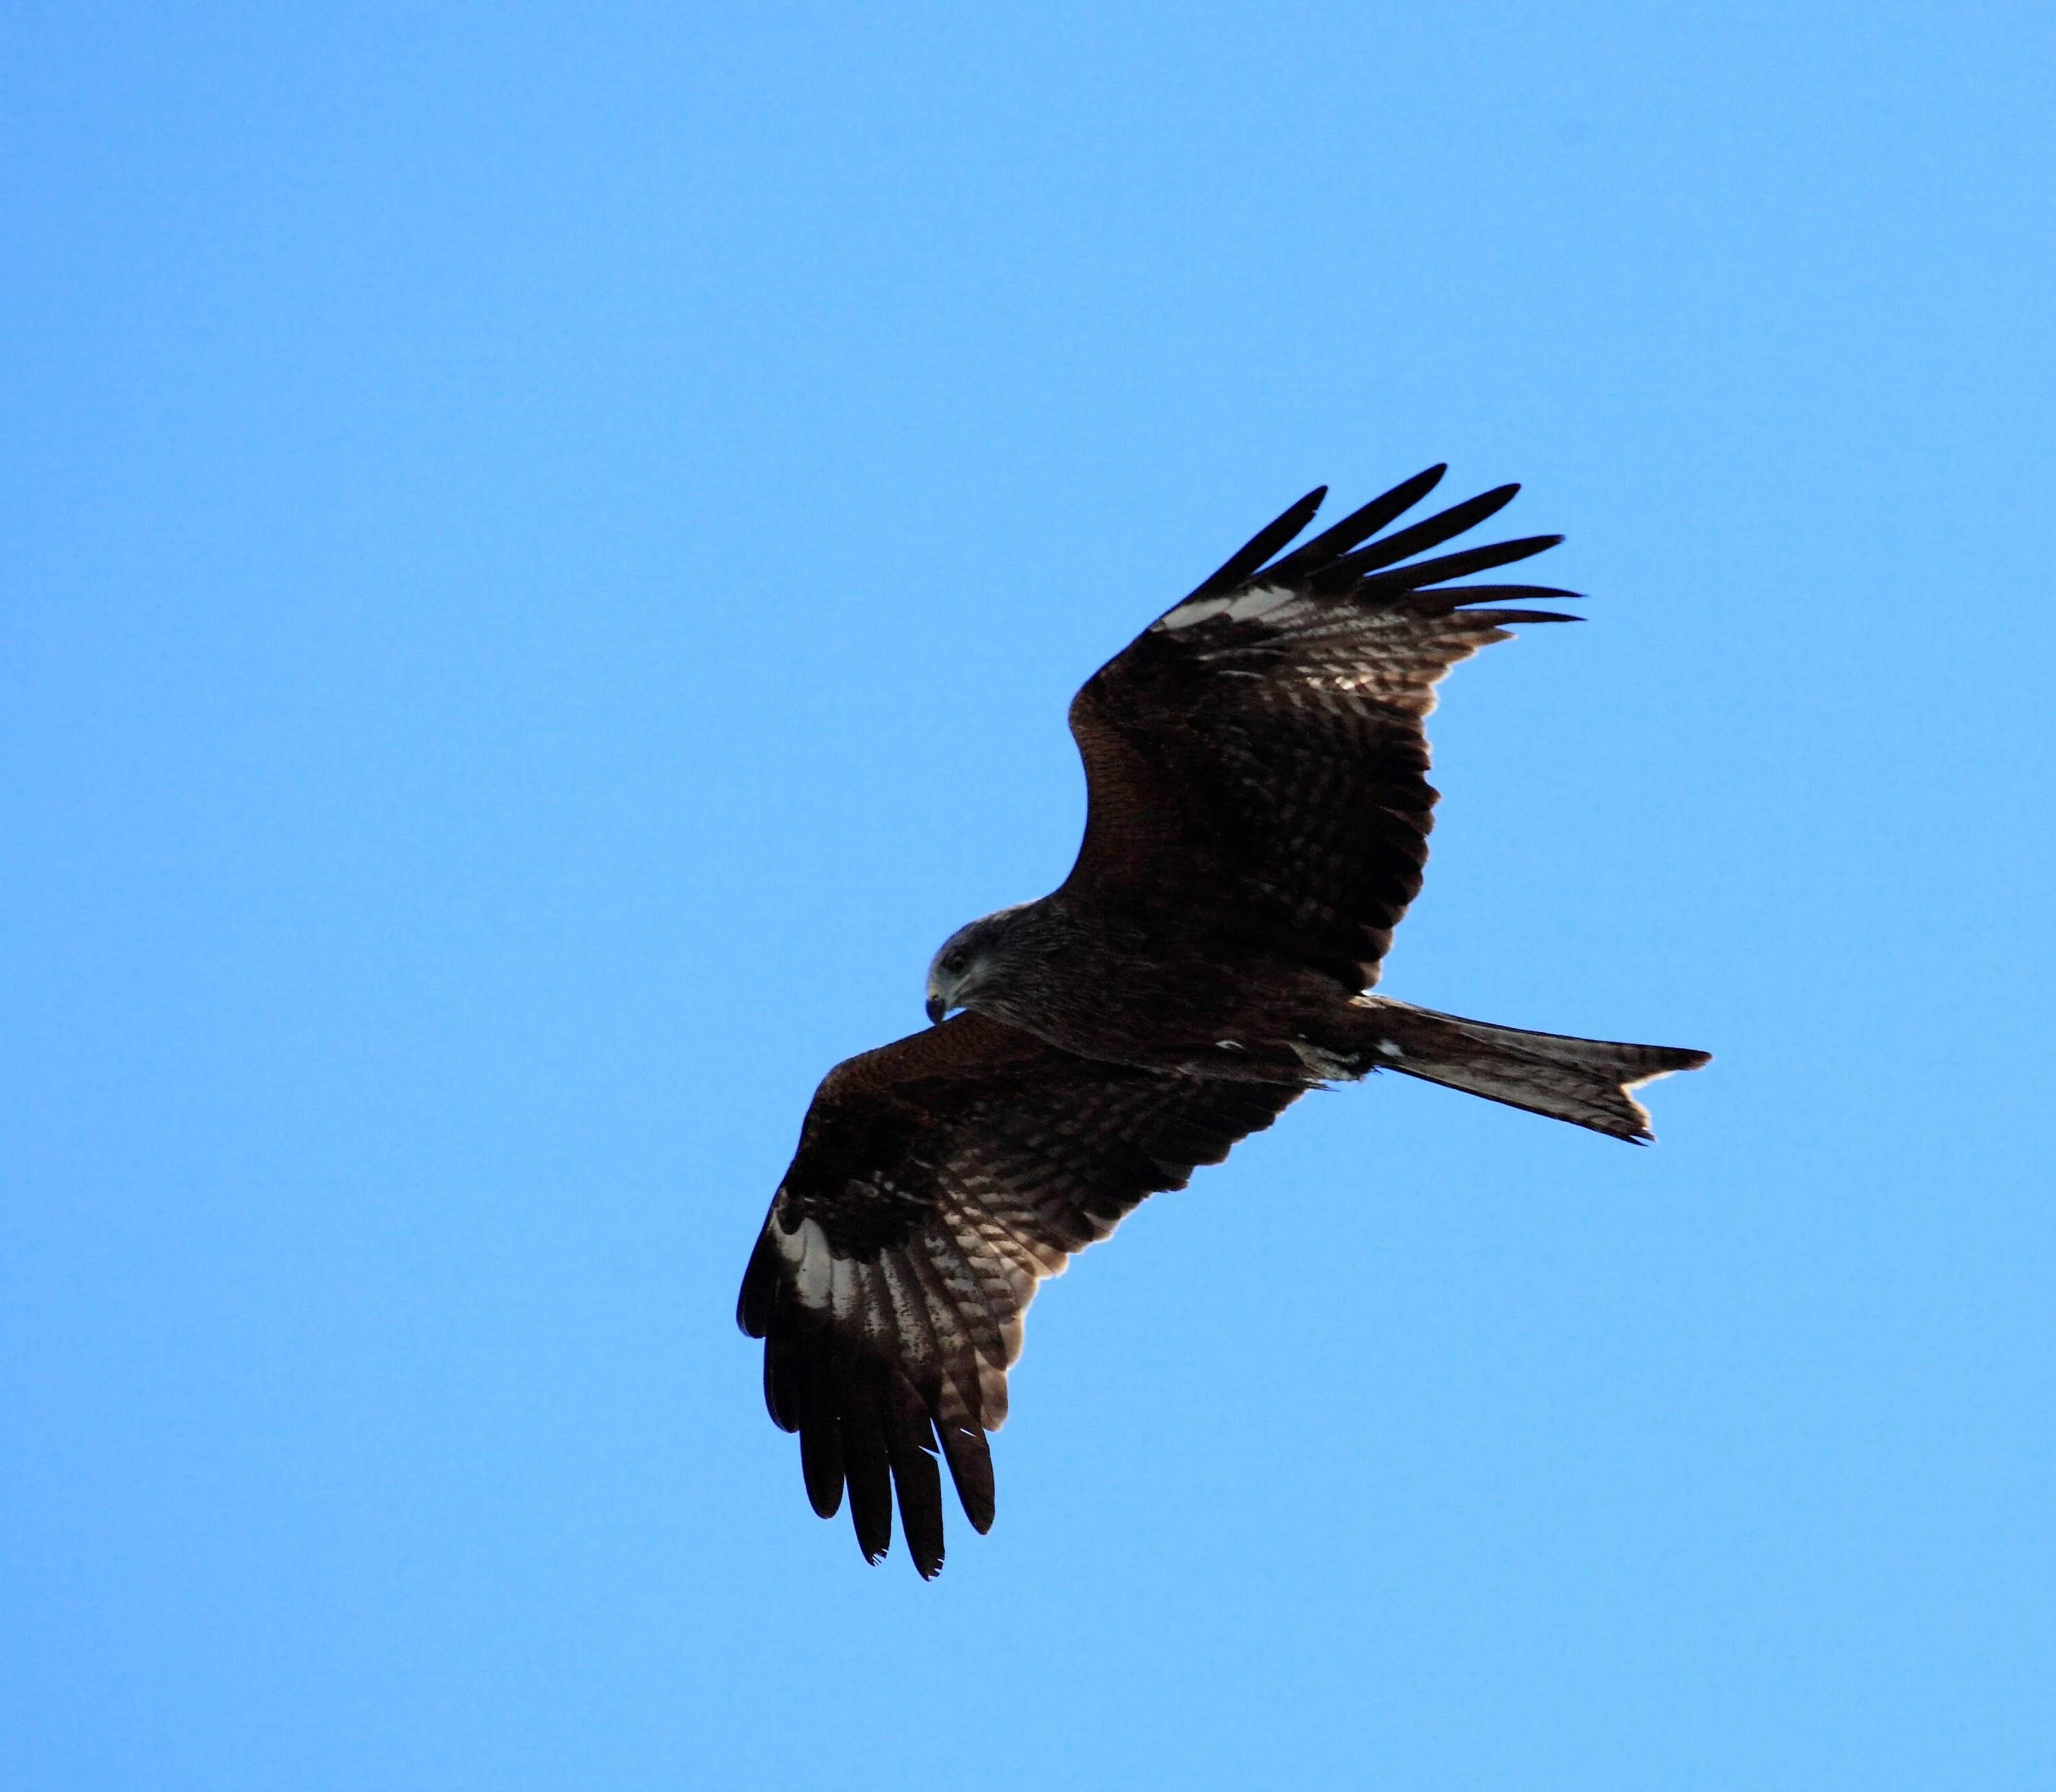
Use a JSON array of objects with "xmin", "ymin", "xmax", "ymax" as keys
[{"xmin": 740, "ymin": 467, "xmax": 1709, "ymax": 1575}]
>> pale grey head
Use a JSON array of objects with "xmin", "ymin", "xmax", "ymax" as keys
[{"xmin": 923, "ymin": 904, "xmax": 1038, "ymax": 1025}]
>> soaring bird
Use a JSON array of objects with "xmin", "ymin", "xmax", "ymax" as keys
[{"xmin": 739, "ymin": 467, "xmax": 1708, "ymax": 1575}]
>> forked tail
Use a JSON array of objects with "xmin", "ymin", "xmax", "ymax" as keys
[{"xmin": 1350, "ymin": 997, "xmax": 1710, "ymax": 1142}]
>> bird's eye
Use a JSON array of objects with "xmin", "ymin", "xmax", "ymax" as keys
[{"xmin": 944, "ymin": 950, "xmax": 968, "ymax": 975}]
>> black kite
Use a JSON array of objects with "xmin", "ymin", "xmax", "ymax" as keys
[{"xmin": 739, "ymin": 467, "xmax": 1708, "ymax": 1575}]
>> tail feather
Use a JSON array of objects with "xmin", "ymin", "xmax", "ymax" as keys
[{"xmin": 1350, "ymin": 997, "xmax": 1710, "ymax": 1142}]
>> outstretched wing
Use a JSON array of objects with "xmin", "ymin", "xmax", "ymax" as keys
[
  {"xmin": 1060, "ymin": 467, "xmax": 1578, "ymax": 987},
  {"xmin": 735, "ymin": 1014, "xmax": 1299, "ymax": 1577}
]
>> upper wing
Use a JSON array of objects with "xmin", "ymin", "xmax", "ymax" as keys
[
  {"xmin": 735, "ymin": 1014, "xmax": 1299, "ymax": 1577},
  {"xmin": 1061, "ymin": 467, "xmax": 1578, "ymax": 987}
]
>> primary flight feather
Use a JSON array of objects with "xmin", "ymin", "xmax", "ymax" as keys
[{"xmin": 739, "ymin": 467, "xmax": 1709, "ymax": 1575}]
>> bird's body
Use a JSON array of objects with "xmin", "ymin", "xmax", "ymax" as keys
[
  {"xmin": 739, "ymin": 466, "xmax": 1710, "ymax": 1576},
  {"xmin": 924, "ymin": 892, "xmax": 1338, "ymax": 1081}
]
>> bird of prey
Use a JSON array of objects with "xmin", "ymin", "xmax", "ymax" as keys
[{"xmin": 737, "ymin": 466, "xmax": 1708, "ymax": 1577}]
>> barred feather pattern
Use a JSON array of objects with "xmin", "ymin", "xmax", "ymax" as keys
[{"xmin": 736, "ymin": 1014, "xmax": 1299, "ymax": 1576}]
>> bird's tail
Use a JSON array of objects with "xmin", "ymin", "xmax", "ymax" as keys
[{"xmin": 1345, "ymin": 996, "xmax": 1710, "ymax": 1142}]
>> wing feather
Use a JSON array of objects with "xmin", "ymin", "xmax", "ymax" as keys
[
  {"xmin": 1182, "ymin": 486, "xmax": 1329, "ymax": 601},
  {"xmin": 1351, "ymin": 532, "xmax": 1563, "ymax": 593},
  {"xmin": 798, "ymin": 1372, "xmax": 846, "ymax": 1518},
  {"xmin": 933, "ymin": 1380, "xmax": 996, "ymax": 1533},
  {"xmin": 881, "ymin": 1380, "xmax": 946, "ymax": 1579},
  {"xmin": 1315, "ymin": 482, "xmax": 1523, "ymax": 585},
  {"xmin": 1260, "ymin": 464, "xmax": 1448, "ymax": 584},
  {"xmin": 834, "ymin": 1351, "xmax": 895, "ymax": 1564}
]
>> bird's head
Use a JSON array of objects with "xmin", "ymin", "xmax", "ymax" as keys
[{"xmin": 924, "ymin": 907, "xmax": 1029, "ymax": 1024}]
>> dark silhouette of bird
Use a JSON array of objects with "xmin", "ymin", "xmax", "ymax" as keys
[{"xmin": 739, "ymin": 467, "xmax": 1709, "ymax": 1576}]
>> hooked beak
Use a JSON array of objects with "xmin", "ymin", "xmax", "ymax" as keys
[{"xmin": 925, "ymin": 992, "xmax": 949, "ymax": 1026}]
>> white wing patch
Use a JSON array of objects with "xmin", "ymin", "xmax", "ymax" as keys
[
  {"xmin": 829, "ymin": 1253, "xmax": 859, "ymax": 1324},
  {"xmin": 1158, "ymin": 596, "xmax": 1230, "ymax": 631},
  {"xmin": 772, "ymin": 1210, "xmax": 834, "ymax": 1309},
  {"xmin": 1157, "ymin": 584, "xmax": 1301, "ymax": 633},
  {"xmin": 1225, "ymin": 585, "xmax": 1299, "ymax": 622}
]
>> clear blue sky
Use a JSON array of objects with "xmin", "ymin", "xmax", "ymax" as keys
[{"xmin": 5, "ymin": 4, "xmax": 2052, "ymax": 1787}]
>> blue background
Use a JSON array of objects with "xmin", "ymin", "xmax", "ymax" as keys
[{"xmin": 5, "ymin": 4, "xmax": 2052, "ymax": 1787}]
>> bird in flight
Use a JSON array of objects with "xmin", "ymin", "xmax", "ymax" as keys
[{"xmin": 737, "ymin": 466, "xmax": 1708, "ymax": 1576}]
